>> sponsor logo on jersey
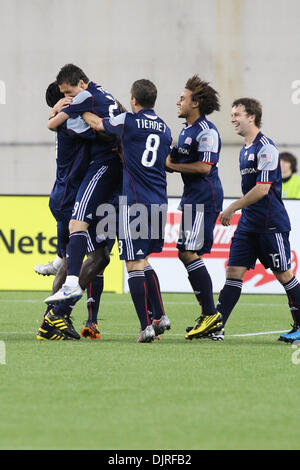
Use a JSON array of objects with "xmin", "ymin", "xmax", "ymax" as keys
[
  {"xmin": 178, "ymin": 147, "xmax": 190, "ymax": 155},
  {"xmin": 241, "ymin": 167, "xmax": 257, "ymax": 175}
]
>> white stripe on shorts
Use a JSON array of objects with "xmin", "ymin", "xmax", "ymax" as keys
[
  {"xmin": 275, "ymin": 233, "xmax": 288, "ymax": 271},
  {"xmin": 186, "ymin": 211, "xmax": 203, "ymax": 251},
  {"xmin": 123, "ymin": 205, "xmax": 134, "ymax": 260},
  {"xmin": 76, "ymin": 166, "xmax": 108, "ymax": 221}
]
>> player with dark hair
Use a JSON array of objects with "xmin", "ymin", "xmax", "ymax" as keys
[
  {"xmin": 56, "ymin": 63, "xmax": 89, "ymax": 87},
  {"xmin": 78, "ymin": 79, "xmax": 172, "ymax": 342},
  {"xmin": 203, "ymin": 98, "xmax": 300, "ymax": 343},
  {"xmin": 43, "ymin": 65, "xmax": 122, "ymax": 308},
  {"xmin": 165, "ymin": 75, "xmax": 224, "ymax": 339},
  {"xmin": 279, "ymin": 152, "xmax": 300, "ymax": 199},
  {"xmin": 37, "ymin": 81, "xmax": 117, "ymax": 341}
]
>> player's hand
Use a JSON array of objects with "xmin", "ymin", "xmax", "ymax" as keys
[
  {"xmin": 219, "ymin": 206, "xmax": 235, "ymax": 226},
  {"xmin": 53, "ymin": 97, "xmax": 72, "ymax": 114}
]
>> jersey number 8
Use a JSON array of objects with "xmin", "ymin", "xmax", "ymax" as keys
[{"xmin": 141, "ymin": 134, "xmax": 160, "ymax": 167}]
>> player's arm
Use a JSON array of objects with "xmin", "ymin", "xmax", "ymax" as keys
[
  {"xmin": 166, "ymin": 127, "xmax": 219, "ymax": 175},
  {"xmin": 47, "ymin": 96, "xmax": 73, "ymax": 131},
  {"xmin": 219, "ymin": 183, "xmax": 271, "ymax": 226},
  {"xmin": 48, "ymin": 111, "xmax": 69, "ymax": 131},
  {"xmin": 165, "ymin": 155, "xmax": 212, "ymax": 175},
  {"xmin": 82, "ymin": 112, "xmax": 104, "ymax": 132}
]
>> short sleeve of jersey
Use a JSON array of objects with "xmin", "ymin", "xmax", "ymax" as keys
[
  {"xmin": 66, "ymin": 116, "xmax": 96, "ymax": 140},
  {"xmin": 196, "ymin": 128, "xmax": 219, "ymax": 164},
  {"xmin": 62, "ymin": 90, "xmax": 94, "ymax": 119},
  {"xmin": 102, "ymin": 112, "xmax": 127, "ymax": 137},
  {"xmin": 256, "ymin": 143, "xmax": 279, "ymax": 183}
]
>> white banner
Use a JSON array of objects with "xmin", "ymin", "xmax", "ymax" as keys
[{"xmin": 123, "ymin": 198, "xmax": 300, "ymax": 294}]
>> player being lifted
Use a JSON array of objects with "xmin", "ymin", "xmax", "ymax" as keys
[
  {"xmin": 166, "ymin": 75, "xmax": 224, "ymax": 339},
  {"xmin": 44, "ymin": 64, "xmax": 122, "ymax": 309},
  {"xmin": 81, "ymin": 79, "xmax": 172, "ymax": 342},
  {"xmin": 206, "ymin": 98, "xmax": 300, "ymax": 343}
]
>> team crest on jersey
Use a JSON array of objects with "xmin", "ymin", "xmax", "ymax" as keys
[
  {"xmin": 184, "ymin": 137, "xmax": 192, "ymax": 145},
  {"xmin": 248, "ymin": 154, "xmax": 255, "ymax": 161}
]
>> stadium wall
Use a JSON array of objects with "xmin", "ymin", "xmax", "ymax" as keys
[{"xmin": 0, "ymin": 0, "xmax": 300, "ymax": 198}]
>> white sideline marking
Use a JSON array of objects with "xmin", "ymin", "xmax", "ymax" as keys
[
  {"xmin": 228, "ymin": 329, "xmax": 289, "ymax": 337},
  {"xmin": 0, "ymin": 298, "xmax": 287, "ymax": 308}
]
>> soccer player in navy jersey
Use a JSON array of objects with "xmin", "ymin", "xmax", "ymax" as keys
[
  {"xmin": 43, "ymin": 64, "xmax": 122, "ymax": 307},
  {"xmin": 37, "ymin": 82, "xmax": 114, "ymax": 340},
  {"xmin": 212, "ymin": 98, "xmax": 300, "ymax": 343},
  {"xmin": 81, "ymin": 79, "xmax": 172, "ymax": 342},
  {"xmin": 165, "ymin": 75, "xmax": 224, "ymax": 339}
]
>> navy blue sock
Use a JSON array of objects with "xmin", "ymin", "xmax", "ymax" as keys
[
  {"xmin": 144, "ymin": 265, "xmax": 165, "ymax": 320},
  {"xmin": 128, "ymin": 270, "xmax": 150, "ymax": 330},
  {"xmin": 86, "ymin": 274, "xmax": 104, "ymax": 323},
  {"xmin": 186, "ymin": 259, "xmax": 216, "ymax": 316},
  {"xmin": 52, "ymin": 299, "xmax": 76, "ymax": 318},
  {"xmin": 283, "ymin": 276, "xmax": 300, "ymax": 326},
  {"xmin": 216, "ymin": 278, "xmax": 243, "ymax": 326},
  {"xmin": 66, "ymin": 231, "xmax": 88, "ymax": 277}
]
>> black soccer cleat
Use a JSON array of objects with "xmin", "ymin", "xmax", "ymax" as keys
[
  {"xmin": 45, "ymin": 309, "xmax": 80, "ymax": 340},
  {"xmin": 36, "ymin": 320, "xmax": 72, "ymax": 341}
]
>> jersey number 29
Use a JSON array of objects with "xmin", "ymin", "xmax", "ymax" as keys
[{"xmin": 141, "ymin": 134, "xmax": 160, "ymax": 167}]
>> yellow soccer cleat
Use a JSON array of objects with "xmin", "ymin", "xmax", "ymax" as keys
[{"xmin": 185, "ymin": 312, "xmax": 223, "ymax": 340}]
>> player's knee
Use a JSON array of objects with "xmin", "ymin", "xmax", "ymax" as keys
[
  {"xmin": 273, "ymin": 268, "xmax": 294, "ymax": 285},
  {"xmin": 69, "ymin": 219, "xmax": 88, "ymax": 234},
  {"xmin": 226, "ymin": 265, "xmax": 245, "ymax": 280},
  {"xmin": 178, "ymin": 250, "xmax": 189, "ymax": 264}
]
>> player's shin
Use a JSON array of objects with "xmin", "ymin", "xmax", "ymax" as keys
[
  {"xmin": 216, "ymin": 278, "xmax": 243, "ymax": 326},
  {"xmin": 127, "ymin": 270, "xmax": 150, "ymax": 330},
  {"xmin": 144, "ymin": 264, "xmax": 165, "ymax": 320},
  {"xmin": 86, "ymin": 274, "xmax": 104, "ymax": 323},
  {"xmin": 282, "ymin": 276, "xmax": 300, "ymax": 326},
  {"xmin": 186, "ymin": 259, "xmax": 216, "ymax": 315},
  {"xmin": 65, "ymin": 231, "xmax": 88, "ymax": 287}
]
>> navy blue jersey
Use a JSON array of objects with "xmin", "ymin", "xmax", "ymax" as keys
[
  {"xmin": 172, "ymin": 116, "xmax": 223, "ymax": 213},
  {"xmin": 237, "ymin": 132, "xmax": 291, "ymax": 233},
  {"xmin": 62, "ymin": 81, "xmax": 120, "ymax": 164},
  {"xmin": 102, "ymin": 109, "xmax": 172, "ymax": 205},
  {"xmin": 49, "ymin": 120, "xmax": 95, "ymax": 214}
]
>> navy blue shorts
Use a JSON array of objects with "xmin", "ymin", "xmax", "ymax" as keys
[
  {"xmin": 228, "ymin": 229, "xmax": 291, "ymax": 272},
  {"xmin": 117, "ymin": 203, "xmax": 166, "ymax": 261},
  {"xmin": 52, "ymin": 209, "xmax": 115, "ymax": 258},
  {"xmin": 177, "ymin": 207, "xmax": 219, "ymax": 256},
  {"xmin": 71, "ymin": 158, "xmax": 122, "ymax": 224}
]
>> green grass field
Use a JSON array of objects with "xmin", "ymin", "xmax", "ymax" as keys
[{"xmin": 0, "ymin": 291, "xmax": 299, "ymax": 450}]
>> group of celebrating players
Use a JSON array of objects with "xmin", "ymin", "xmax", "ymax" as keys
[{"xmin": 35, "ymin": 63, "xmax": 300, "ymax": 344}]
